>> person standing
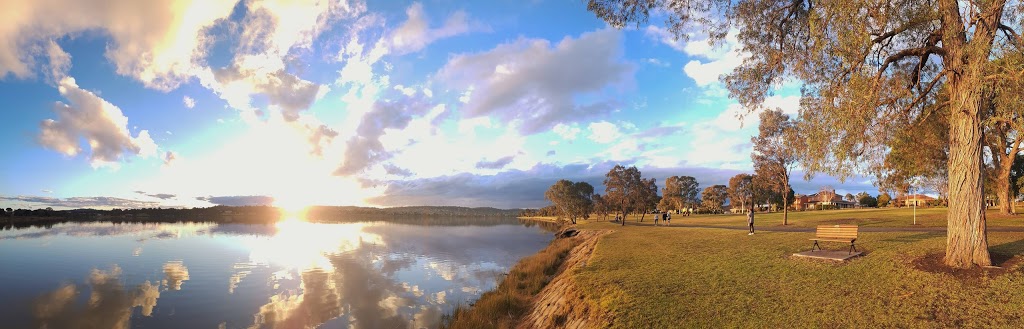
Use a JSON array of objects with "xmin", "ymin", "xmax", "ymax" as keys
[
  {"xmin": 666, "ymin": 212, "xmax": 671, "ymax": 226},
  {"xmin": 747, "ymin": 208, "xmax": 755, "ymax": 235}
]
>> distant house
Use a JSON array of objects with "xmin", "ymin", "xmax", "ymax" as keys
[
  {"xmin": 898, "ymin": 194, "xmax": 935, "ymax": 207},
  {"xmin": 792, "ymin": 192, "xmax": 856, "ymax": 210}
]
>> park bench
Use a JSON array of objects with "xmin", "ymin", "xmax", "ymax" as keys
[{"xmin": 810, "ymin": 225, "xmax": 858, "ymax": 254}]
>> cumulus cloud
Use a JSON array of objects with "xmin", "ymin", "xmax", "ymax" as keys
[
  {"xmin": 45, "ymin": 40, "xmax": 71, "ymax": 82},
  {"xmin": 587, "ymin": 121, "xmax": 623, "ymax": 144},
  {"xmin": 388, "ymin": 2, "xmax": 472, "ymax": 55},
  {"xmin": 163, "ymin": 151, "xmax": 177, "ymax": 166},
  {"xmin": 307, "ymin": 124, "xmax": 340, "ymax": 156},
  {"xmin": 437, "ymin": 29, "xmax": 634, "ymax": 134},
  {"xmin": 475, "ymin": 155, "xmax": 515, "ymax": 170},
  {"xmin": 198, "ymin": 0, "xmax": 366, "ymax": 122},
  {"xmin": 0, "ymin": 0, "xmax": 238, "ymax": 89},
  {"xmin": 38, "ymin": 77, "xmax": 157, "ymax": 166},
  {"xmin": 334, "ymin": 91, "xmax": 435, "ymax": 176},
  {"xmin": 210, "ymin": 63, "xmax": 323, "ymax": 121},
  {"xmin": 195, "ymin": 195, "xmax": 275, "ymax": 206},
  {"xmin": 1, "ymin": 196, "xmax": 161, "ymax": 209},
  {"xmin": 552, "ymin": 123, "xmax": 581, "ymax": 140},
  {"xmin": 182, "ymin": 96, "xmax": 195, "ymax": 109},
  {"xmin": 383, "ymin": 164, "xmax": 413, "ymax": 177}
]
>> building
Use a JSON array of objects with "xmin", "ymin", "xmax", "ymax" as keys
[
  {"xmin": 898, "ymin": 194, "xmax": 935, "ymax": 207},
  {"xmin": 792, "ymin": 192, "xmax": 857, "ymax": 210}
]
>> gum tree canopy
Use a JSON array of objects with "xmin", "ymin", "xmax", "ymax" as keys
[{"xmin": 588, "ymin": 0, "xmax": 1023, "ymax": 268}]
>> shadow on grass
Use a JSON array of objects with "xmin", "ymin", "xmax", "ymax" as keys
[
  {"xmin": 881, "ymin": 232, "xmax": 944, "ymax": 244},
  {"xmin": 911, "ymin": 238, "xmax": 1024, "ymax": 283},
  {"xmin": 990, "ymin": 238, "xmax": 1024, "ymax": 266}
]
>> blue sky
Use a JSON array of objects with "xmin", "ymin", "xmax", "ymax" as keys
[{"xmin": 0, "ymin": 0, "xmax": 879, "ymax": 210}]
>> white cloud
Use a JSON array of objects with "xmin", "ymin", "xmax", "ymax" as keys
[
  {"xmin": 182, "ymin": 96, "xmax": 195, "ymax": 109},
  {"xmin": 587, "ymin": 121, "xmax": 622, "ymax": 144},
  {"xmin": 38, "ymin": 77, "xmax": 159, "ymax": 167},
  {"xmin": 682, "ymin": 30, "xmax": 745, "ymax": 87},
  {"xmin": 552, "ymin": 123, "xmax": 581, "ymax": 140},
  {"xmin": 0, "ymin": 0, "xmax": 238, "ymax": 89},
  {"xmin": 438, "ymin": 29, "xmax": 633, "ymax": 134},
  {"xmin": 45, "ymin": 40, "xmax": 71, "ymax": 82},
  {"xmin": 163, "ymin": 151, "xmax": 178, "ymax": 166},
  {"xmin": 644, "ymin": 58, "xmax": 670, "ymax": 67},
  {"xmin": 643, "ymin": 26, "xmax": 686, "ymax": 52},
  {"xmin": 200, "ymin": 0, "xmax": 367, "ymax": 122},
  {"xmin": 388, "ymin": 2, "xmax": 471, "ymax": 55}
]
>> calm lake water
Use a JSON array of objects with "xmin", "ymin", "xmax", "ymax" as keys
[{"xmin": 0, "ymin": 218, "xmax": 554, "ymax": 329}]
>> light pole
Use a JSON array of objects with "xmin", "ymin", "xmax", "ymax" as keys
[{"xmin": 912, "ymin": 185, "xmax": 917, "ymax": 225}]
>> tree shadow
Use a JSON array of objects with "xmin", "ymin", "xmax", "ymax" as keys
[
  {"xmin": 989, "ymin": 238, "xmax": 1024, "ymax": 266},
  {"xmin": 881, "ymin": 232, "xmax": 943, "ymax": 244}
]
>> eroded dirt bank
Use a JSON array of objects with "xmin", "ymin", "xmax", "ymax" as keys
[{"xmin": 518, "ymin": 229, "xmax": 612, "ymax": 329}]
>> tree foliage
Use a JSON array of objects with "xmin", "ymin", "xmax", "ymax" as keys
[
  {"xmin": 727, "ymin": 173, "xmax": 754, "ymax": 211},
  {"xmin": 859, "ymin": 194, "xmax": 879, "ymax": 208},
  {"xmin": 878, "ymin": 193, "xmax": 892, "ymax": 208},
  {"xmin": 752, "ymin": 109, "xmax": 800, "ymax": 224},
  {"xmin": 700, "ymin": 185, "xmax": 729, "ymax": 213},
  {"xmin": 661, "ymin": 175, "xmax": 699, "ymax": 211},
  {"xmin": 544, "ymin": 179, "xmax": 595, "ymax": 224},
  {"xmin": 604, "ymin": 165, "xmax": 657, "ymax": 226}
]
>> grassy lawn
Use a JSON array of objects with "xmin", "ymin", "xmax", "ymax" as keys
[
  {"xmin": 569, "ymin": 220, "xmax": 1024, "ymax": 328},
  {"xmin": 591, "ymin": 207, "xmax": 1024, "ymax": 228}
]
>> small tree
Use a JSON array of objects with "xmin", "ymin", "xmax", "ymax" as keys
[
  {"xmin": 752, "ymin": 109, "xmax": 801, "ymax": 224},
  {"xmin": 635, "ymin": 178, "xmax": 659, "ymax": 222},
  {"xmin": 878, "ymin": 193, "xmax": 892, "ymax": 208},
  {"xmin": 858, "ymin": 194, "xmax": 878, "ymax": 208},
  {"xmin": 604, "ymin": 165, "xmax": 644, "ymax": 226},
  {"xmin": 592, "ymin": 194, "xmax": 611, "ymax": 221},
  {"xmin": 727, "ymin": 174, "xmax": 754, "ymax": 212},
  {"xmin": 700, "ymin": 185, "xmax": 729, "ymax": 214},
  {"xmin": 544, "ymin": 180, "xmax": 594, "ymax": 224}
]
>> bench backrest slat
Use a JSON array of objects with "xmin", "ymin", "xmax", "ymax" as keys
[{"xmin": 814, "ymin": 225, "xmax": 858, "ymax": 239}]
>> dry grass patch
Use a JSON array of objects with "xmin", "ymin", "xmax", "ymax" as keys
[{"xmin": 440, "ymin": 236, "xmax": 578, "ymax": 329}]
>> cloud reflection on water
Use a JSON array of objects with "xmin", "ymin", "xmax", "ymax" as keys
[
  {"xmin": 33, "ymin": 266, "xmax": 161, "ymax": 329},
  {"xmin": 20, "ymin": 220, "xmax": 549, "ymax": 329}
]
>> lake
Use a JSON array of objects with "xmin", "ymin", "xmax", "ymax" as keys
[{"xmin": 0, "ymin": 218, "xmax": 554, "ymax": 329}]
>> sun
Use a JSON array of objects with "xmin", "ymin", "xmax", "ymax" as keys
[{"xmin": 273, "ymin": 197, "xmax": 310, "ymax": 220}]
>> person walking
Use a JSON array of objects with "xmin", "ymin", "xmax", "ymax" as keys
[
  {"xmin": 747, "ymin": 207, "xmax": 755, "ymax": 235},
  {"xmin": 666, "ymin": 212, "xmax": 671, "ymax": 226}
]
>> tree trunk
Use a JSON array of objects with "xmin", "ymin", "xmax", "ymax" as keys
[
  {"xmin": 944, "ymin": 72, "xmax": 992, "ymax": 268},
  {"xmin": 782, "ymin": 186, "xmax": 789, "ymax": 225},
  {"xmin": 997, "ymin": 164, "xmax": 1015, "ymax": 215}
]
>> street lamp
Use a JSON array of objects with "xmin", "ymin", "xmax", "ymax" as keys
[{"xmin": 912, "ymin": 185, "xmax": 917, "ymax": 225}]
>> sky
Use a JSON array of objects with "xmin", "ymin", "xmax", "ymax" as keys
[{"xmin": 0, "ymin": 0, "xmax": 882, "ymax": 210}]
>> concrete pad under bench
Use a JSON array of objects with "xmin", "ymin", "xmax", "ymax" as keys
[{"xmin": 792, "ymin": 250, "xmax": 864, "ymax": 261}]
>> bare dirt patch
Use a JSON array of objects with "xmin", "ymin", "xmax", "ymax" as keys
[{"xmin": 912, "ymin": 252, "xmax": 1024, "ymax": 283}]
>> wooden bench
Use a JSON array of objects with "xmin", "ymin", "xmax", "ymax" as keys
[{"xmin": 810, "ymin": 225, "xmax": 858, "ymax": 254}]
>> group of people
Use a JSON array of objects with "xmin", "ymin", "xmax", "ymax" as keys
[{"xmin": 654, "ymin": 212, "xmax": 672, "ymax": 226}]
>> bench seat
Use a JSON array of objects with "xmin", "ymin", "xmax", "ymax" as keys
[{"xmin": 811, "ymin": 225, "xmax": 859, "ymax": 254}]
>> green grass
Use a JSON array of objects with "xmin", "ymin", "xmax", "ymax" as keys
[
  {"xmin": 440, "ymin": 236, "xmax": 578, "ymax": 329},
  {"xmin": 570, "ymin": 220, "xmax": 1024, "ymax": 328},
  {"xmin": 589, "ymin": 207, "xmax": 1024, "ymax": 228}
]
